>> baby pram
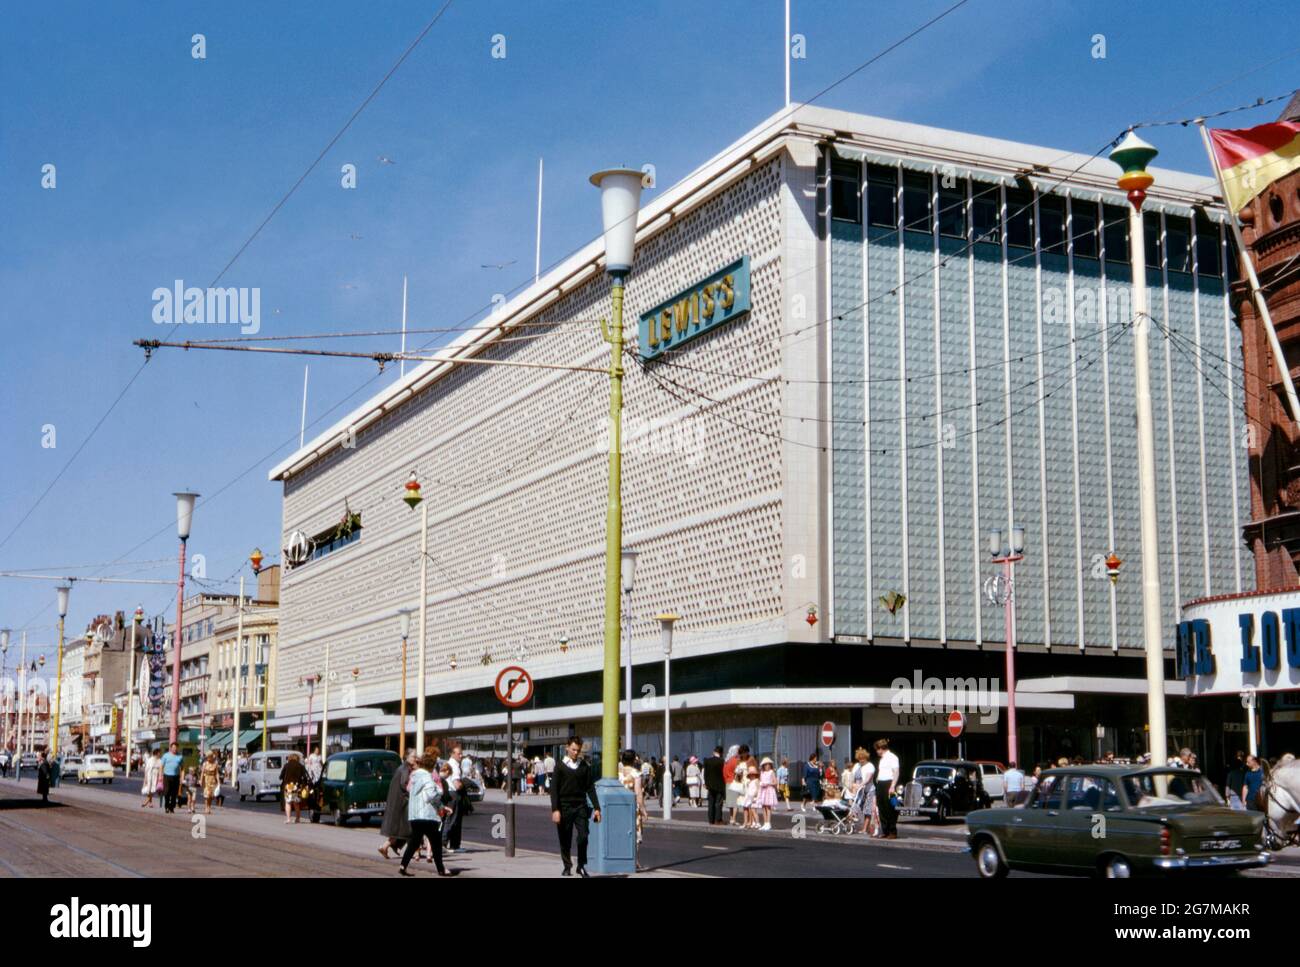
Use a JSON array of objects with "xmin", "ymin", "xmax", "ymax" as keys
[{"xmin": 816, "ymin": 784, "xmax": 870, "ymax": 835}]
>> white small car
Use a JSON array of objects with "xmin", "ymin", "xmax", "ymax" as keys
[
  {"xmin": 60, "ymin": 755, "xmax": 83, "ymax": 778},
  {"xmin": 78, "ymin": 754, "xmax": 114, "ymax": 784},
  {"xmin": 976, "ymin": 761, "xmax": 1005, "ymax": 799}
]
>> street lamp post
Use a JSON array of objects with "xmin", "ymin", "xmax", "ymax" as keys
[
  {"xmin": 51, "ymin": 585, "xmax": 70, "ymax": 758},
  {"xmin": 15, "ymin": 635, "xmax": 27, "ymax": 758},
  {"xmin": 125, "ymin": 607, "xmax": 142, "ymax": 778},
  {"xmin": 397, "ymin": 608, "xmax": 414, "ymax": 758},
  {"xmin": 169, "ymin": 491, "xmax": 199, "ymax": 746},
  {"xmin": 621, "ymin": 547, "xmax": 638, "ymax": 753},
  {"xmin": 657, "ymin": 613, "xmax": 678, "ymax": 820},
  {"xmin": 985, "ymin": 526, "xmax": 1024, "ymax": 766},
  {"xmin": 299, "ymin": 673, "xmax": 319, "ymax": 758},
  {"xmin": 589, "ymin": 166, "xmax": 644, "ymax": 875},
  {"xmin": 402, "ymin": 475, "xmax": 428, "ymax": 754},
  {"xmin": 1109, "ymin": 133, "xmax": 1168, "ymax": 766},
  {"xmin": 1, "ymin": 629, "xmax": 9, "ymax": 751}
]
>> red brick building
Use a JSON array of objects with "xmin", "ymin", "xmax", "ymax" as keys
[{"xmin": 1237, "ymin": 92, "xmax": 1300, "ymax": 589}]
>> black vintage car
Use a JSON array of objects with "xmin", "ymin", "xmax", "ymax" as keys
[{"xmin": 900, "ymin": 759, "xmax": 992, "ymax": 823}]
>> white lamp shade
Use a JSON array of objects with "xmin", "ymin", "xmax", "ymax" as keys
[
  {"xmin": 1011, "ymin": 524, "xmax": 1026, "ymax": 555},
  {"xmin": 987, "ymin": 528, "xmax": 1003, "ymax": 557},
  {"xmin": 398, "ymin": 608, "xmax": 413, "ymax": 640},
  {"xmin": 657, "ymin": 613, "xmax": 679, "ymax": 654},
  {"xmin": 56, "ymin": 585, "xmax": 70, "ymax": 619},
  {"xmin": 173, "ymin": 491, "xmax": 200, "ymax": 540},
  {"xmin": 621, "ymin": 548, "xmax": 639, "ymax": 593},
  {"xmin": 590, "ymin": 168, "xmax": 643, "ymax": 274}
]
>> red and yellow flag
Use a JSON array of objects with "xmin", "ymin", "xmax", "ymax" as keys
[{"xmin": 1208, "ymin": 121, "xmax": 1300, "ymax": 213}]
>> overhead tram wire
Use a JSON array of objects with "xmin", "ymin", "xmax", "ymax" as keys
[
  {"xmin": 646, "ymin": 209, "xmax": 1137, "ymax": 380},
  {"xmin": 163, "ymin": 84, "xmax": 1300, "ymax": 380},
  {"xmin": 0, "ymin": 5, "xmax": 459, "ymax": 561},
  {"xmin": 0, "ymin": 357, "xmax": 150, "ymax": 556},
  {"xmin": 636, "ymin": 314, "xmax": 1136, "ymax": 457},
  {"xmin": 626, "ymin": 320, "xmax": 1129, "ymax": 428}
]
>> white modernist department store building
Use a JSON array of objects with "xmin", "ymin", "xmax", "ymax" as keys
[{"xmin": 269, "ymin": 105, "xmax": 1251, "ymax": 769}]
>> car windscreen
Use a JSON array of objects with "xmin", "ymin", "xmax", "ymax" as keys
[
  {"xmin": 914, "ymin": 766, "xmax": 955, "ymax": 781},
  {"xmin": 1122, "ymin": 771, "xmax": 1224, "ymax": 808},
  {"xmin": 325, "ymin": 760, "xmax": 348, "ymax": 781}
]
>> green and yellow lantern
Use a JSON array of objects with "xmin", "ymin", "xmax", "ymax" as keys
[
  {"xmin": 402, "ymin": 472, "xmax": 423, "ymax": 510},
  {"xmin": 1110, "ymin": 130, "xmax": 1158, "ymax": 211}
]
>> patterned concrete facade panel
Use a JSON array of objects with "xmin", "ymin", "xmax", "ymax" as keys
[{"xmin": 276, "ymin": 160, "xmax": 787, "ymax": 714}]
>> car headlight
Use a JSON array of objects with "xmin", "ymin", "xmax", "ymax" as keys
[{"xmin": 923, "ymin": 786, "xmax": 932, "ymax": 796}]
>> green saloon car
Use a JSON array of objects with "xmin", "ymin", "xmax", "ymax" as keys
[
  {"xmin": 311, "ymin": 750, "xmax": 401, "ymax": 827},
  {"xmin": 966, "ymin": 765, "xmax": 1270, "ymax": 878}
]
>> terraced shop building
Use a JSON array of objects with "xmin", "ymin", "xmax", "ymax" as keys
[{"xmin": 268, "ymin": 105, "xmax": 1250, "ymax": 772}]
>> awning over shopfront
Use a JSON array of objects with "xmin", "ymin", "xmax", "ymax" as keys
[
  {"xmin": 204, "ymin": 730, "xmax": 232, "ymax": 750},
  {"xmin": 232, "ymin": 729, "xmax": 262, "ymax": 751}
]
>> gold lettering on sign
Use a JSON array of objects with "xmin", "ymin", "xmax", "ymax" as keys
[
  {"xmin": 674, "ymin": 294, "xmax": 693, "ymax": 335},
  {"xmin": 647, "ymin": 313, "xmax": 659, "ymax": 349},
  {"xmin": 719, "ymin": 274, "xmax": 735, "ymax": 311},
  {"xmin": 660, "ymin": 308, "xmax": 672, "ymax": 345},
  {"xmin": 700, "ymin": 284, "xmax": 716, "ymax": 321}
]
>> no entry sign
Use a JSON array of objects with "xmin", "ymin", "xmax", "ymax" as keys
[
  {"xmin": 821, "ymin": 721, "xmax": 835, "ymax": 747},
  {"xmin": 947, "ymin": 710, "xmax": 965, "ymax": 738},
  {"xmin": 495, "ymin": 665, "xmax": 534, "ymax": 708}
]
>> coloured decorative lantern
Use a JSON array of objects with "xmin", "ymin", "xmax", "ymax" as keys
[
  {"xmin": 249, "ymin": 547, "xmax": 264, "ymax": 574},
  {"xmin": 805, "ymin": 604, "xmax": 818, "ymax": 627},
  {"xmin": 403, "ymin": 472, "xmax": 423, "ymax": 509},
  {"xmin": 1106, "ymin": 552, "xmax": 1123, "ymax": 585},
  {"xmin": 879, "ymin": 590, "xmax": 907, "ymax": 616},
  {"xmin": 1109, "ymin": 131, "xmax": 1158, "ymax": 211}
]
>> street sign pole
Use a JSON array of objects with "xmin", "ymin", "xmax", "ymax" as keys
[
  {"xmin": 506, "ymin": 708, "xmax": 515, "ymax": 858},
  {"xmin": 494, "ymin": 665, "xmax": 533, "ymax": 861}
]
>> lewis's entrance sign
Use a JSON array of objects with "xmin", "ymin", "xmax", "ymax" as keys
[{"xmin": 638, "ymin": 256, "xmax": 750, "ymax": 360}]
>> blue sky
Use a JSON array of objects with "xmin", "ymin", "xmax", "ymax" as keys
[{"xmin": 1, "ymin": 0, "xmax": 1296, "ymax": 664}]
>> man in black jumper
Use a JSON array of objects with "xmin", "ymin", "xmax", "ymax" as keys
[
  {"xmin": 550, "ymin": 736, "xmax": 601, "ymax": 876},
  {"xmin": 702, "ymin": 745, "xmax": 726, "ymax": 825}
]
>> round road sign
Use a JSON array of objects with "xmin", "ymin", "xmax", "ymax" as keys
[
  {"xmin": 495, "ymin": 665, "xmax": 534, "ymax": 708},
  {"xmin": 820, "ymin": 721, "xmax": 835, "ymax": 747},
  {"xmin": 947, "ymin": 710, "xmax": 965, "ymax": 738}
]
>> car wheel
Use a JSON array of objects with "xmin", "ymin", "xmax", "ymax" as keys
[
  {"xmin": 974, "ymin": 840, "xmax": 1008, "ymax": 879},
  {"xmin": 239, "ymin": 787, "xmax": 246, "ymax": 801},
  {"xmin": 930, "ymin": 803, "xmax": 948, "ymax": 824},
  {"xmin": 334, "ymin": 806, "xmax": 347, "ymax": 827},
  {"xmin": 1102, "ymin": 855, "xmax": 1132, "ymax": 879},
  {"xmin": 310, "ymin": 811, "xmax": 321, "ymax": 824},
  {"xmin": 360, "ymin": 814, "xmax": 371, "ymax": 827}
]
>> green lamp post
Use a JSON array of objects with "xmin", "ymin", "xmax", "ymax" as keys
[{"xmin": 587, "ymin": 166, "xmax": 646, "ymax": 875}]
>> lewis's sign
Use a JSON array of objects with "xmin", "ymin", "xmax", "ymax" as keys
[{"xmin": 638, "ymin": 256, "xmax": 750, "ymax": 360}]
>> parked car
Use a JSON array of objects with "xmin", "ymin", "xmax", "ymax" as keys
[
  {"xmin": 0, "ymin": 750, "xmax": 10, "ymax": 770},
  {"xmin": 59, "ymin": 755, "xmax": 83, "ymax": 778},
  {"xmin": 966, "ymin": 765, "xmax": 1270, "ymax": 878},
  {"xmin": 463, "ymin": 777, "xmax": 485, "ymax": 803},
  {"xmin": 975, "ymin": 761, "xmax": 1006, "ymax": 799},
  {"xmin": 19, "ymin": 752, "xmax": 40, "ymax": 771},
  {"xmin": 901, "ymin": 759, "xmax": 992, "ymax": 823},
  {"xmin": 78, "ymin": 754, "xmax": 114, "ymax": 784},
  {"xmin": 312, "ymin": 749, "xmax": 401, "ymax": 826},
  {"xmin": 238, "ymin": 751, "xmax": 291, "ymax": 801}
]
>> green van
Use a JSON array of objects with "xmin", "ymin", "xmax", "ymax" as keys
[{"xmin": 312, "ymin": 749, "xmax": 401, "ymax": 826}]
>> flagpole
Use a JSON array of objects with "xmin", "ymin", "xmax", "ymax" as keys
[
  {"xmin": 784, "ymin": 0, "xmax": 791, "ymax": 108},
  {"xmin": 1198, "ymin": 119, "xmax": 1300, "ymax": 425}
]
